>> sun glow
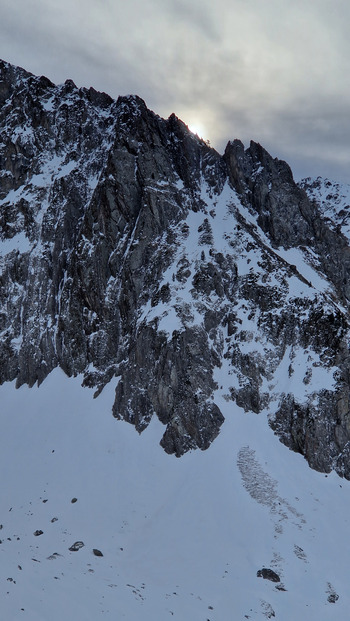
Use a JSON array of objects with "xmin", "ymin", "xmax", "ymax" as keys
[{"xmin": 188, "ymin": 121, "xmax": 206, "ymax": 140}]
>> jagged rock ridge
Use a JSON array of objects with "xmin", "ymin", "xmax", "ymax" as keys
[{"xmin": 1, "ymin": 59, "xmax": 350, "ymax": 477}]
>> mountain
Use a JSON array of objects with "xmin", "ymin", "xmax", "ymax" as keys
[
  {"xmin": 1, "ymin": 59, "xmax": 350, "ymax": 619},
  {"xmin": 1, "ymin": 58, "xmax": 350, "ymax": 476}
]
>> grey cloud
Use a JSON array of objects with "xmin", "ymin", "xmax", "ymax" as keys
[
  {"xmin": 215, "ymin": 94, "xmax": 350, "ymax": 183},
  {"xmin": 1, "ymin": 0, "xmax": 350, "ymax": 183},
  {"xmin": 154, "ymin": 0, "xmax": 222, "ymax": 42}
]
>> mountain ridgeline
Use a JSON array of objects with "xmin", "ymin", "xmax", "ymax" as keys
[{"xmin": 1, "ymin": 59, "xmax": 350, "ymax": 477}]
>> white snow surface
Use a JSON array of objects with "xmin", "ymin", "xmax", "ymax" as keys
[
  {"xmin": 139, "ymin": 177, "xmax": 339, "ymax": 340},
  {"xmin": 1, "ymin": 370, "xmax": 350, "ymax": 620}
]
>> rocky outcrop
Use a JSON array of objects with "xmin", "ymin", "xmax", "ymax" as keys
[
  {"xmin": 1, "ymin": 59, "xmax": 350, "ymax": 477},
  {"xmin": 225, "ymin": 140, "xmax": 350, "ymax": 302}
]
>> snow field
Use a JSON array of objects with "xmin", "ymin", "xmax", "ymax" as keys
[{"xmin": 1, "ymin": 370, "xmax": 350, "ymax": 619}]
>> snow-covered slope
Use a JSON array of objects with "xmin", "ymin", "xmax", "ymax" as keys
[
  {"xmin": 1, "ymin": 371, "xmax": 349, "ymax": 620},
  {"xmin": 2, "ymin": 59, "xmax": 350, "ymax": 619},
  {"xmin": 300, "ymin": 176, "xmax": 350, "ymax": 241}
]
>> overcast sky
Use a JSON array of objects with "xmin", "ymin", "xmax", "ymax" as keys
[{"xmin": 1, "ymin": 0, "xmax": 350, "ymax": 183}]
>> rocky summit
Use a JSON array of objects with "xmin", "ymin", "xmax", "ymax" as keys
[{"xmin": 1, "ymin": 59, "xmax": 350, "ymax": 477}]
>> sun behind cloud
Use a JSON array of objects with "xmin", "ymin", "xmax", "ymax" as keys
[{"xmin": 188, "ymin": 120, "xmax": 206, "ymax": 140}]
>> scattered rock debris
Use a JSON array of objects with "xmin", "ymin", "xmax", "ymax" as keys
[
  {"xmin": 261, "ymin": 599, "xmax": 276, "ymax": 618},
  {"xmin": 326, "ymin": 582, "xmax": 339, "ymax": 603},
  {"xmin": 275, "ymin": 583, "xmax": 287, "ymax": 592}
]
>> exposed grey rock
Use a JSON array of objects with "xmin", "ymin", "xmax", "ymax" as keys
[
  {"xmin": 328, "ymin": 593, "xmax": 339, "ymax": 604},
  {"xmin": 69, "ymin": 541, "xmax": 84, "ymax": 551},
  {"xmin": 326, "ymin": 582, "xmax": 339, "ymax": 603},
  {"xmin": 257, "ymin": 568, "xmax": 281, "ymax": 582},
  {"xmin": 1, "ymin": 59, "xmax": 350, "ymax": 478}
]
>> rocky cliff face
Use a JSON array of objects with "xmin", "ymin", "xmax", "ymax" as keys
[{"xmin": 1, "ymin": 59, "xmax": 350, "ymax": 476}]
